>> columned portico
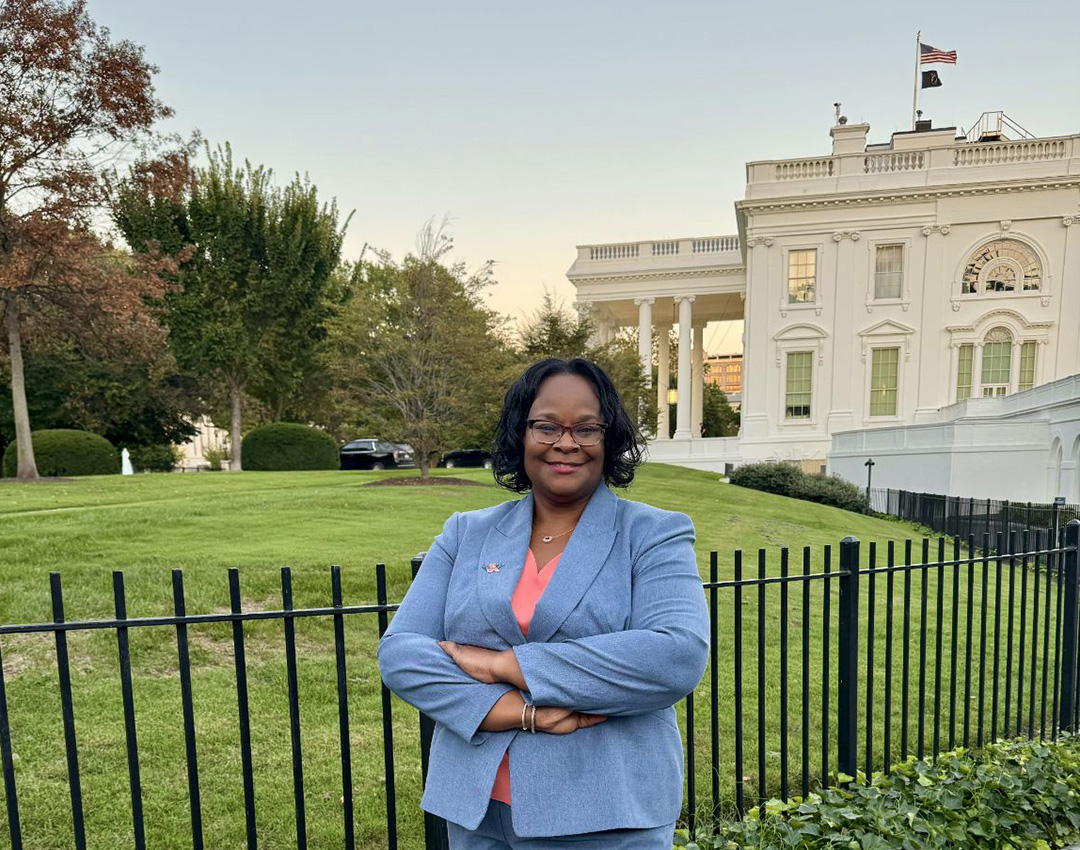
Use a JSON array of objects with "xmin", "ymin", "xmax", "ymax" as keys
[
  {"xmin": 635, "ymin": 297, "xmax": 654, "ymax": 388},
  {"xmin": 673, "ymin": 295, "xmax": 695, "ymax": 439},
  {"xmin": 692, "ymin": 320, "xmax": 705, "ymax": 436}
]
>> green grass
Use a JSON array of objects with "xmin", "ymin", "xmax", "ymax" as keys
[{"xmin": 0, "ymin": 466, "xmax": 1060, "ymax": 848}]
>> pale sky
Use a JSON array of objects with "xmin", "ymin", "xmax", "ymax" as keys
[{"xmin": 91, "ymin": 0, "xmax": 1079, "ymax": 355}]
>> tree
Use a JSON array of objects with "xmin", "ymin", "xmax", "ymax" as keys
[
  {"xmin": 115, "ymin": 144, "xmax": 348, "ymax": 469},
  {"xmin": 0, "ymin": 0, "xmax": 174, "ymax": 480},
  {"xmin": 327, "ymin": 220, "xmax": 516, "ymax": 477},
  {"xmin": 518, "ymin": 294, "xmax": 655, "ymax": 433},
  {"xmin": 702, "ymin": 381, "xmax": 740, "ymax": 437}
]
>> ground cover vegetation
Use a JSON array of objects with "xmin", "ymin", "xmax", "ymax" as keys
[
  {"xmin": 0, "ymin": 466, "xmax": 1061, "ymax": 849},
  {"xmin": 677, "ymin": 735, "xmax": 1080, "ymax": 850}
]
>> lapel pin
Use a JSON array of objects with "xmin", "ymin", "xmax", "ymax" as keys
[{"xmin": 485, "ymin": 562, "xmax": 502, "ymax": 573}]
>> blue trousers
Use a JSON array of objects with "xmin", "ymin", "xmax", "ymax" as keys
[{"xmin": 446, "ymin": 800, "xmax": 676, "ymax": 850}]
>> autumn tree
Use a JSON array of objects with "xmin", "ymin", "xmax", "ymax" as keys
[
  {"xmin": 0, "ymin": 0, "xmax": 176, "ymax": 480},
  {"xmin": 115, "ymin": 144, "xmax": 348, "ymax": 470},
  {"xmin": 327, "ymin": 221, "xmax": 516, "ymax": 477}
]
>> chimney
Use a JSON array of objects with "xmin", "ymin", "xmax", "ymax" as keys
[
  {"xmin": 915, "ymin": 118, "xmax": 932, "ymax": 132},
  {"xmin": 830, "ymin": 123, "xmax": 870, "ymax": 155}
]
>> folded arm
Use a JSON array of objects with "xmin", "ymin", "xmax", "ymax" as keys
[
  {"xmin": 511, "ymin": 514, "xmax": 709, "ymax": 716},
  {"xmin": 377, "ymin": 513, "xmax": 514, "ymax": 744}
]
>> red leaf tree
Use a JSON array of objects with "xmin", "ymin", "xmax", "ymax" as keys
[{"xmin": 0, "ymin": 0, "xmax": 177, "ymax": 480}]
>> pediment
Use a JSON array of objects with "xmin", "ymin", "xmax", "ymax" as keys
[
  {"xmin": 858, "ymin": 319, "xmax": 917, "ymax": 337},
  {"xmin": 773, "ymin": 322, "xmax": 828, "ymax": 342}
]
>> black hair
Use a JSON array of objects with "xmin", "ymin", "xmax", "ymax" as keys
[{"xmin": 492, "ymin": 358, "xmax": 644, "ymax": 493}]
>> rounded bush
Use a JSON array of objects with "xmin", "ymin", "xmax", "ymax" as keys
[
  {"xmin": 242, "ymin": 423, "xmax": 338, "ymax": 471},
  {"xmin": 128, "ymin": 444, "xmax": 182, "ymax": 473},
  {"xmin": 2, "ymin": 429, "xmax": 120, "ymax": 477},
  {"xmin": 729, "ymin": 461, "xmax": 869, "ymax": 514},
  {"xmin": 728, "ymin": 461, "xmax": 803, "ymax": 496}
]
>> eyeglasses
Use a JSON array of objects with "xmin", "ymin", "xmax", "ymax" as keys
[{"xmin": 526, "ymin": 419, "xmax": 607, "ymax": 447}]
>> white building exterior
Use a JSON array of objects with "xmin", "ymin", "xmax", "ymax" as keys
[{"xmin": 567, "ymin": 116, "xmax": 1080, "ymax": 477}]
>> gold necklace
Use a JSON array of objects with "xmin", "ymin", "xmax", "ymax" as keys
[{"xmin": 538, "ymin": 528, "xmax": 574, "ymax": 544}]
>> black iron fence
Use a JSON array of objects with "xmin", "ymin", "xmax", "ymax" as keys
[
  {"xmin": 0, "ymin": 523, "xmax": 1078, "ymax": 850},
  {"xmin": 871, "ymin": 488, "xmax": 1080, "ymax": 542}
]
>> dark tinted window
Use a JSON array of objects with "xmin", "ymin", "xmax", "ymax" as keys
[{"xmin": 377, "ymin": 441, "xmax": 397, "ymax": 452}]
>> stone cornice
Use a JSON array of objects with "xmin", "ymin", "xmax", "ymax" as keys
[
  {"xmin": 736, "ymin": 176, "xmax": 1080, "ymax": 215},
  {"xmin": 568, "ymin": 266, "xmax": 745, "ymax": 285}
]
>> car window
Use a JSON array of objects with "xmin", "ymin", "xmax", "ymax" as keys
[{"xmin": 377, "ymin": 441, "xmax": 397, "ymax": 452}]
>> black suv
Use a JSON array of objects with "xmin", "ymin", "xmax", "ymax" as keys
[
  {"xmin": 340, "ymin": 439, "xmax": 415, "ymax": 471},
  {"xmin": 439, "ymin": 448, "xmax": 494, "ymax": 469}
]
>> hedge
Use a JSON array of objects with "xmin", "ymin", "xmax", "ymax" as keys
[
  {"xmin": 729, "ymin": 461, "xmax": 869, "ymax": 514},
  {"xmin": 676, "ymin": 736, "xmax": 1080, "ymax": 850},
  {"xmin": 2, "ymin": 429, "xmax": 119, "ymax": 477},
  {"xmin": 128, "ymin": 444, "xmax": 182, "ymax": 473},
  {"xmin": 241, "ymin": 423, "xmax": 339, "ymax": 471}
]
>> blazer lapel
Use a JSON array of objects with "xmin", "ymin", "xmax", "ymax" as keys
[
  {"xmin": 475, "ymin": 493, "xmax": 532, "ymax": 646},
  {"xmin": 526, "ymin": 484, "xmax": 619, "ymax": 644}
]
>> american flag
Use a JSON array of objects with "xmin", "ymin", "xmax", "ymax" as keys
[{"xmin": 920, "ymin": 42, "xmax": 957, "ymax": 64}]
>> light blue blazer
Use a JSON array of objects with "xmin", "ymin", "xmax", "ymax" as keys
[{"xmin": 377, "ymin": 483, "xmax": 709, "ymax": 838}]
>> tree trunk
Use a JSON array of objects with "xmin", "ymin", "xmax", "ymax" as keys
[
  {"xmin": 418, "ymin": 454, "xmax": 430, "ymax": 480},
  {"xmin": 3, "ymin": 297, "xmax": 39, "ymax": 481},
  {"xmin": 228, "ymin": 377, "xmax": 243, "ymax": 471}
]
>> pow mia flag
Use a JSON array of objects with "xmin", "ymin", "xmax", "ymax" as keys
[{"xmin": 921, "ymin": 70, "xmax": 943, "ymax": 89}]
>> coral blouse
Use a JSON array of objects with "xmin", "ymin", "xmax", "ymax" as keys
[{"xmin": 489, "ymin": 548, "xmax": 562, "ymax": 805}]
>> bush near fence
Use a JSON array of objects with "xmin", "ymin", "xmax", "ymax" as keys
[
  {"xmin": 731, "ymin": 462, "xmax": 869, "ymax": 514},
  {"xmin": 2, "ymin": 429, "xmax": 119, "ymax": 477},
  {"xmin": 680, "ymin": 735, "xmax": 1080, "ymax": 850}
]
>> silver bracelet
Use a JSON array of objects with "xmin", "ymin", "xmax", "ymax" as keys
[
  {"xmin": 529, "ymin": 704, "xmax": 537, "ymax": 734},
  {"xmin": 520, "ymin": 699, "xmax": 529, "ymax": 732}
]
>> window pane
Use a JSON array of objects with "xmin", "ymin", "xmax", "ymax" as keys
[
  {"xmin": 869, "ymin": 347, "xmax": 899, "ymax": 416},
  {"xmin": 785, "ymin": 351, "xmax": 812, "ymax": 419},
  {"xmin": 1019, "ymin": 341, "xmax": 1036, "ymax": 391},
  {"xmin": 874, "ymin": 245, "xmax": 904, "ymax": 300},
  {"xmin": 788, "ymin": 250, "xmax": 817, "ymax": 304},
  {"xmin": 956, "ymin": 344, "xmax": 973, "ymax": 401},
  {"xmin": 981, "ymin": 340, "xmax": 1013, "ymax": 389}
]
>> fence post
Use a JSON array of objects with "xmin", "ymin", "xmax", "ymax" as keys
[
  {"xmin": 410, "ymin": 553, "xmax": 451, "ymax": 850},
  {"xmin": 838, "ymin": 537, "xmax": 860, "ymax": 783},
  {"xmin": 1059, "ymin": 521, "xmax": 1079, "ymax": 734}
]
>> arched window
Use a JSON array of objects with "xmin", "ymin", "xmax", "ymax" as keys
[{"xmin": 961, "ymin": 239, "xmax": 1041, "ymax": 295}]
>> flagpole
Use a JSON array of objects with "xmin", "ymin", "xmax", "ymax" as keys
[{"xmin": 911, "ymin": 30, "xmax": 921, "ymax": 128}]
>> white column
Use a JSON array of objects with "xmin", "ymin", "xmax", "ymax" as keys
[
  {"xmin": 972, "ymin": 344, "xmax": 984, "ymax": 398},
  {"xmin": 691, "ymin": 320, "xmax": 705, "ymax": 436},
  {"xmin": 656, "ymin": 324, "xmax": 670, "ymax": 439},
  {"xmin": 635, "ymin": 298, "xmax": 654, "ymax": 387},
  {"xmin": 673, "ymin": 295, "xmax": 695, "ymax": 439}
]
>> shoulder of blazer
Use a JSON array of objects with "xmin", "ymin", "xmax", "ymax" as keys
[
  {"xmin": 614, "ymin": 498, "xmax": 696, "ymax": 555},
  {"xmin": 452, "ymin": 498, "xmax": 523, "ymax": 536}
]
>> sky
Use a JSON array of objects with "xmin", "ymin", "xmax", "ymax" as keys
[{"xmin": 90, "ymin": 0, "xmax": 1079, "ymax": 355}]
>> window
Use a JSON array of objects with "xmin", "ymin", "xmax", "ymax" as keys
[
  {"xmin": 956, "ymin": 344, "xmax": 973, "ymax": 401},
  {"xmin": 874, "ymin": 245, "xmax": 904, "ymax": 300},
  {"xmin": 869, "ymin": 347, "xmax": 899, "ymax": 416},
  {"xmin": 1019, "ymin": 341, "xmax": 1037, "ymax": 392},
  {"xmin": 785, "ymin": 351, "xmax": 813, "ymax": 419},
  {"xmin": 981, "ymin": 328, "xmax": 1013, "ymax": 397},
  {"xmin": 961, "ymin": 239, "xmax": 1041, "ymax": 295},
  {"xmin": 788, "ymin": 250, "xmax": 817, "ymax": 304}
]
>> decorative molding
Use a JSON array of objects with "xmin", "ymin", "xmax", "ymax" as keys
[
  {"xmin": 946, "ymin": 308, "xmax": 1055, "ymax": 335},
  {"xmin": 921, "ymin": 224, "xmax": 951, "ymax": 236},
  {"xmin": 745, "ymin": 235, "xmax": 775, "ymax": 248},
  {"xmin": 736, "ymin": 177, "xmax": 1080, "ymax": 215},
  {"xmin": 1065, "ymin": 216, "xmax": 1076, "ymax": 227},
  {"xmin": 1000, "ymin": 220, "xmax": 1012, "ymax": 231},
  {"xmin": 857, "ymin": 319, "xmax": 917, "ymax": 361},
  {"xmin": 1041, "ymin": 296, "xmax": 1051, "ymax": 307},
  {"xmin": 673, "ymin": 294, "xmax": 697, "ymax": 304},
  {"xmin": 832, "ymin": 230, "xmax": 861, "ymax": 242},
  {"xmin": 632, "ymin": 297, "xmax": 655, "ymax": 306},
  {"xmin": 570, "ymin": 266, "xmax": 745, "ymax": 285}
]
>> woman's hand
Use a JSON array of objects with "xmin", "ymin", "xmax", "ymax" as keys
[
  {"xmin": 439, "ymin": 641, "xmax": 527, "ymax": 689},
  {"xmin": 532, "ymin": 706, "xmax": 607, "ymax": 735}
]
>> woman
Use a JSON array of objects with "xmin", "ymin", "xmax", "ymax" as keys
[{"xmin": 378, "ymin": 358, "xmax": 710, "ymax": 849}]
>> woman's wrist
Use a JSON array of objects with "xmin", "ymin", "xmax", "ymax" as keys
[
  {"xmin": 495, "ymin": 649, "xmax": 528, "ymax": 690},
  {"xmin": 478, "ymin": 689, "xmax": 527, "ymax": 732}
]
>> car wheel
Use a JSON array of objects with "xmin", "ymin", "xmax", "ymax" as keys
[
  {"xmin": 371, "ymin": 462, "xmax": 385, "ymax": 471},
  {"xmin": 445, "ymin": 460, "xmax": 456, "ymax": 468},
  {"xmin": 482, "ymin": 459, "xmax": 494, "ymax": 469}
]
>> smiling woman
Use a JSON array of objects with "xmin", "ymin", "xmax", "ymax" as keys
[{"xmin": 378, "ymin": 358, "xmax": 710, "ymax": 850}]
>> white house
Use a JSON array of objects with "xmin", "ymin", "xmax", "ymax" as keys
[{"xmin": 567, "ymin": 113, "xmax": 1080, "ymax": 479}]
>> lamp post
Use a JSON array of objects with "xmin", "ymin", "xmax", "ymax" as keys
[{"xmin": 864, "ymin": 458, "xmax": 875, "ymax": 511}]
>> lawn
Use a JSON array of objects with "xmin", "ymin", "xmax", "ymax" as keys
[{"xmin": 0, "ymin": 465, "xmax": 1059, "ymax": 849}]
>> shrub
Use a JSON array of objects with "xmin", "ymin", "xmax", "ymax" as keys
[
  {"xmin": 676, "ymin": 735, "xmax": 1080, "ymax": 850},
  {"xmin": 203, "ymin": 446, "xmax": 228, "ymax": 471},
  {"xmin": 241, "ymin": 423, "xmax": 338, "ymax": 471},
  {"xmin": 2, "ymin": 429, "xmax": 119, "ymax": 477},
  {"xmin": 127, "ymin": 444, "xmax": 182, "ymax": 473},
  {"xmin": 729, "ymin": 461, "xmax": 869, "ymax": 514}
]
